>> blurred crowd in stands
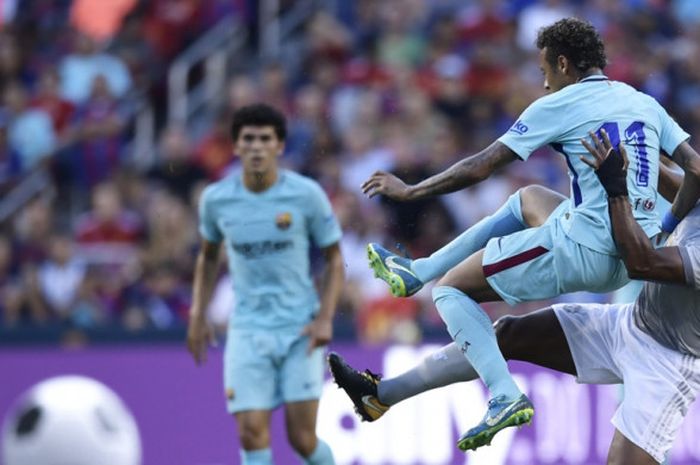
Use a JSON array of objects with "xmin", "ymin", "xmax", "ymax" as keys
[{"xmin": 2, "ymin": 0, "xmax": 700, "ymax": 345}]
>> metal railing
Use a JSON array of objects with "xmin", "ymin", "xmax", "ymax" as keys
[
  {"xmin": 0, "ymin": 168, "xmax": 54, "ymax": 223},
  {"xmin": 167, "ymin": 16, "xmax": 246, "ymax": 125}
]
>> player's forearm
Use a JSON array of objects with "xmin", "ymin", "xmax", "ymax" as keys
[
  {"xmin": 670, "ymin": 170, "xmax": 700, "ymax": 221},
  {"xmin": 407, "ymin": 141, "xmax": 516, "ymax": 200},
  {"xmin": 316, "ymin": 246, "xmax": 345, "ymax": 322},
  {"xmin": 658, "ymin": 157, "xmax": 683, "ymax": 202},
  {"xmin": 190, "ymin": 252, "xmax": 220, "ymax": 321},
  {"xmin": 608, "ymin": 196, "xmax": 656, "ymax": 276}
]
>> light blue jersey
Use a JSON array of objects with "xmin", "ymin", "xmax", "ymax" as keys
[
  {"xmin": 499, "ymin": 75, "xmax": 689, "ymax": 255},
  {"xmin": 198, "ymin": 169, "xmax": 342, "ymax": 331}
]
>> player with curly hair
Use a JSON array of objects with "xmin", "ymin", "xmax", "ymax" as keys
[{"xmin": 335, "ymin": 18, "xmax": 700, "ymax": 451}]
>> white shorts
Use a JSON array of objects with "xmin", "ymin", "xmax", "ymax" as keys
[{"xmin": 553, "ymin": 302, "xmax": 700, "ymax": 463}]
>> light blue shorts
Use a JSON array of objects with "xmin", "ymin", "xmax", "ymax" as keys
[
  {"xmin": 223, "ymin": 328, "xmax": 324, "ymax": 413},
  {"xmin": 482, "ymin": 204, "xmax": 629, "ymax": 305}
]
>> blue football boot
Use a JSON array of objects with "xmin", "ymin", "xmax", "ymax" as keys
[
  {"xmin": 366, "ymin": 243, "xmax": 423, "ymax": 297},
  {"xmin": 457, "ymin": 394, "xmax": 534, "ymax": 451}
]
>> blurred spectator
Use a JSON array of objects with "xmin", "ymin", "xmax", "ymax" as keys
[
  {"xmin": 108, "ymin": 10, "xmax": 163, "ymax": 93},
  {"xmin": 4, "ymin": 81, "xmax": 56, "ymax": 172},
  {"xmin": 0, "ymin": 114, "xmax": 21, "ymax": 192},
  {"xmin": 338, "ymin": 122, "xmax": 392, "ymax": 197},
  {"xmin": 62, "ymin": 75, "xmax": 127, "ymax": 190},
  {"xmin": 516, "ymin": 0, "xmax": 572, "ymax": 51},
  {"xmin": 31, "ymin": 68, "xmax": 75, "ymax": 140},
  {"xmin": 285, "ymin": 84, "xmax": 327, "ymax": 169},
  {"xmin": 137, "ymin": 262, "xmax": 191, "ymax": 328},
  {"xmin": 74, "ymin": 181, "xmax": 144, "ymax": 265},
  {"xmin": 142, "ymin": 190, "xmax": 197, "ymax": 275},
  {"xmin": 59, "ymin": 31, "xmax": 132, "ymax": 104},
  {"xmin": 227, "ymin": 74, "xmax": 260, "ymax": 111},
  {"xmin": 195, "ymin": 109, "xmax": 235, "ymax": 180},
  {"xmin": 147, "ymin": 125, "xmax": 206, "ymax": 202},
  {"xmin": 0, "ymin": 32, "xmax": 28, "ymax": 92},
  {"xmin": 31, "ymin": 233, "xmax": 88, "ymax": 324},
  {"xmin": 143, "ymin": 0, "xmax": 203, "ymax": 60},
  {"xmin": 5, "ymin": 1, "xmax": 700, "ymax": 345},
  {"xmin": 0, "ymin": 233, "xmax": 27, "ymax": 327}
]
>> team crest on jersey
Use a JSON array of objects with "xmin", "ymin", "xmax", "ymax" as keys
[
  {"xmin": 276, "ymin": 212, "xmax": 292, "ymax": 230},
  {"xmin": 643, "ymin": 198, "xmax": 655, "ymax": 211}
]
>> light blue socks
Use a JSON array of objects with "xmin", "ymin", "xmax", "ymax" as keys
[
  {"xmin": 301, "ymin": 440, "xmax": 335, "ymax": 465},
  {"xmin": 241, "ymin": 448, "xmax": 273, "ymax": 465},
  {"xmin": 432, "ymin": 286, "xmax": 521, "ymax": 401},
  {"xmin": 411, "ymin": 190, "xmax": 526, "ymax": 283}
]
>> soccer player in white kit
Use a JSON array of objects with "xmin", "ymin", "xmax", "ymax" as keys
[{"xmin": 331, "ymin": 132, "xmax": 700, "ymax": 464}]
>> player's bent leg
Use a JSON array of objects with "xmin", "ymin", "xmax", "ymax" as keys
[
  {"xmin": 434, "ymin": 251, "xmax": 533, "ymax": 451},
  {"xmin": 285, "ymin": 400, "xmax": 335, "ymax": 465},
  {"xmin": 495, "ymin": 309, "xmax": 577, "ymax": 376},
  {"xmin": 519, "ymin": 185, "xmax": 566, "ymax": 227},
  {"xmin": 607, "ymin": 429, "xmax": 660, "ymax": 465}
]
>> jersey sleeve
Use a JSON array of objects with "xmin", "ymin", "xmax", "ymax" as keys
[
  {"xmin": 654, "ymin": 100, "xmax": 690, "ymax": 157},
  {"xmin": 678, "ymin": 245, "xmax": 700, "ymax": 289},
  {"xmin": 497, "ymin": 95, "xmax": 565, "ymax": 161},
  {"xmin": 306, "ymin": 182, "xmax": 342, "ymax": 248},
  {"xmin": 198, "ymin": 186, "xmax": 223, "ymax": 243}
]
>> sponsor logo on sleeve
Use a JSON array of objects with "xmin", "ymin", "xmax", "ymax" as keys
[{"xmin": 508, "ymin": 120, "xmax": 529, "ymax": 135}]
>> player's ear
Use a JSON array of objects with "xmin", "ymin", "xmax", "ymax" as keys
[{"xmin": 557, "ymin": 55, "xmax": 568, "ymax": 74}]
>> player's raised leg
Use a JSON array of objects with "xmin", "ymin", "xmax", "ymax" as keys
[{"xmin": 367, "ymin": 186, "xmax": 565, "ymax": 297}]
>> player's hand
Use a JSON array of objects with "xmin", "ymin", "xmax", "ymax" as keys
[
  {"xmin": 301, "ymin": 317, "xmax": 333, "ymax": 354},
  {"xmin": 361, "ymin": 171, "xmax": 412, "ymax": 200},
  {"xmin": 580, "ymin": 129, "xmax": 630, "ymax": 198},
  {"xmin": 187, "ymin": 316, "xmax": 216, "ymax": 365}
]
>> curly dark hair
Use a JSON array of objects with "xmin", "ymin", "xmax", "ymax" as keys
[
  {"xmin": 536, "ymin": 18, "xmax": 607, "ymax": 73},
  {"xmin": 230, "ymin": 103, "xmax": 287, "ymax": 142}
]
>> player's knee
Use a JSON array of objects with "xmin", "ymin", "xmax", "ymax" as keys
[
  {"xmin": 238, "ymin": 424, "xmax": 270, "ymax": 450},
  {"xmin": 287, "ymin": 429, "xmax": 317, "ymax": 457},
  {"xmin": 494, "ymin": 315, "xmax": 520, "ymax": 359},
  {"xmin": 520, "ymin": 184, "xmax": 564, "ymax": 227}
]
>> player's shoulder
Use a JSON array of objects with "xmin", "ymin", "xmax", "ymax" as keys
[
  {"xmin": 609, "ymin": 80, "xmax": 659, "ymax": 105},
  {"xmin": 280, "ymin": 169, "xmax": 326, "ymax": 196},
  {"xmin": 200, "ymin": 173, "xmax": 239, "ymax": 203}
]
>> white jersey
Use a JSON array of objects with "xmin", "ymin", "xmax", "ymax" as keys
[{"xmin": 634, "ymin": 204, "xmax": 700, "ymax": 357}]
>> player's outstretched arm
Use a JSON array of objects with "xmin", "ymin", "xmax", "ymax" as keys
[
  {"xmin": 361, "ymin": 141, "xmax": 518, "ymax": 201},
  {"xmin": 581, "ymin": 132, "xmax": 686, "ymax": 284},
  {"xmin": 303, "ymin": 242, "xmax": 345, "ymax": 353},
  {"xmin": 187, "ymin": 239, "xmax": 221, "ymax": 365}
]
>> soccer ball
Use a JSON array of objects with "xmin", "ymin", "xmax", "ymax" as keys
[{"xmin": 2, "ymin": 375, "xmax": 142, "ymax": 465}]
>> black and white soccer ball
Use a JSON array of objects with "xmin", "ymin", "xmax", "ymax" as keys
[{"xmin": 2, "ymin": 375, "xmax": 142, "ymax": 465}]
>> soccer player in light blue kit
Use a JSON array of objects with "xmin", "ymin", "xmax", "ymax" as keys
[
  {"xmin": 187, "ymin": 104, "xmax": 345, "ymax": 465},
  {"xmin": 332, "ymin": 133, "xmax": 700, "ymax": 465},
  {"xmin": 343, "ymin": 18, "xmax": 700, "ymax": 450}
]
